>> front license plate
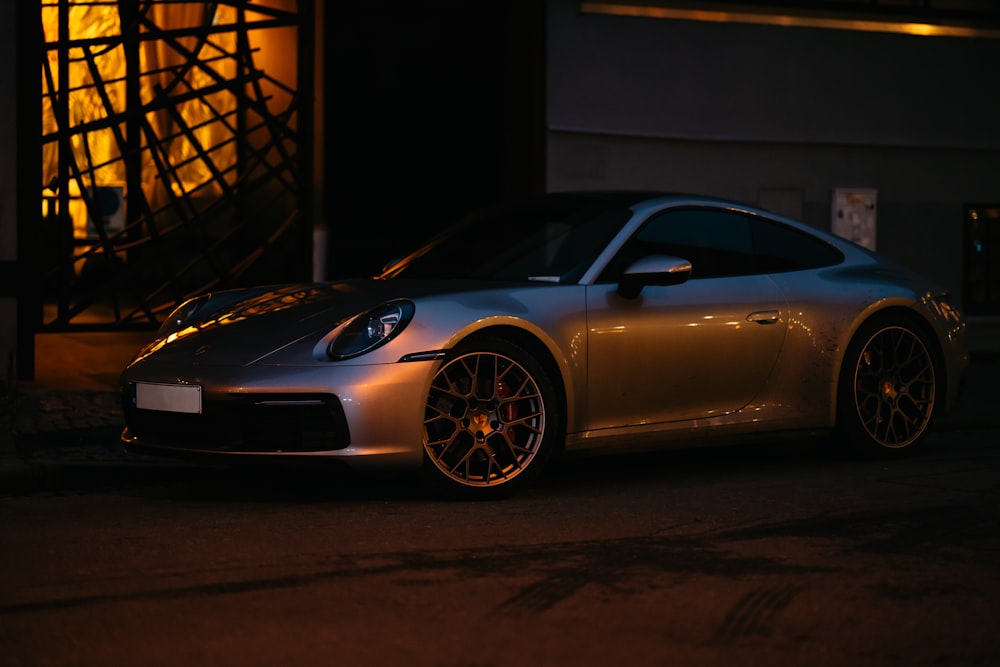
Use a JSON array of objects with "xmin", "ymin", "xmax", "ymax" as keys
[{"xmin": 135, "ymin": 382, "xmax": 203, "ymax": 414}]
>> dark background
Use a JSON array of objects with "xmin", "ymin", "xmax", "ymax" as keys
[{"xmin": 324, "ymin": 2, "xmax": 546, "ymax": 279}]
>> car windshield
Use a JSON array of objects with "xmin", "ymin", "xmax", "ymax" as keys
[{"xmin": 377, "ymin": 194, "xmax": 634, "ymax": 282}]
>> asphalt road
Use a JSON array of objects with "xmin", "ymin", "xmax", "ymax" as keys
[{"xmin": 1, "ymin": 425, "xmax": 997, "ymax": 667}]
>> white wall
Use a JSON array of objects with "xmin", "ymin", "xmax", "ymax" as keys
[{"xmin": 545, "ymin": 0, "xmax": 1000, "ymax": 304}]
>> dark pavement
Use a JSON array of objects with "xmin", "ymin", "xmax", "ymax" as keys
[
  {"xmin": 1, "ymin": 323, "xmax": 998, "ymax": 496},
  {"xmin": 0, "ymin": 331, "xmax": 168, "ymax": 494}
]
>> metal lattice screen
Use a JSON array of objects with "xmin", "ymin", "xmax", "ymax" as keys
[{"xmin": 40, "ymin": 0, "xmax": 312, "ymax": 330}]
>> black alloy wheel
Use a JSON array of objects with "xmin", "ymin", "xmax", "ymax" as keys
[
  {"xmin": 837, "ymin": 313, "xmax": 939, "ymax": 455},
  {"xmin": 422, "ymin": 337, "xmax": 558, "ymax": 499}
]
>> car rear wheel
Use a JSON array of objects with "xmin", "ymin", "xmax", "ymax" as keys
[
  {"xmin": 421, "ymin": 337, "xmax": 558, "ymax": 500},
  {"xmin": 836, "ymin": 314, "xmax": 939, "ymax": 456}
]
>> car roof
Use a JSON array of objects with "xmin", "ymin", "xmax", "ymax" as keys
[{"xmin": 541, "ymin": 190, "xmax": 754, "ymax": 210}]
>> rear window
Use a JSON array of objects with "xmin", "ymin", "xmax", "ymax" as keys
[{"xmin": 751, "ymin": 218, "xmax": 843, "ymax": 272}]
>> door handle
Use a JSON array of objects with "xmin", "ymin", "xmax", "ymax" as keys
[{"xmin": 747, "ymin": 310, "xmax": 780, "ymax": 324}]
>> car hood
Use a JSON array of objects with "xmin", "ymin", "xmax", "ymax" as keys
[{"xmin": 127, "ymin": 278, "xmax": 534, "ymax": 367}]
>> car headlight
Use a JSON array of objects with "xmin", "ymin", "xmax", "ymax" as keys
[{"xmin": 328, "ymin": 300, "xmax": 415, "ymax": 360}]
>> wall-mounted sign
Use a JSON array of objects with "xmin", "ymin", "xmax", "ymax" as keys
[
  {"xmin": 832, "ymin": 188, "xmax": 877, "ymax": 251},
  {"xmin": 85, "ymin": 186, "xmax": 125, "ymax": 239}
]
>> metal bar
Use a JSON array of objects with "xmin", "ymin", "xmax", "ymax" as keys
[{"xmin": 37, "ymin": 0, "xmax": 306, "ymax": 332}]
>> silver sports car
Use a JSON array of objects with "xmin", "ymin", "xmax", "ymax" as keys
[{"xmin": 120, "ymin": 192, "xmax": 969, "ymax": 499}]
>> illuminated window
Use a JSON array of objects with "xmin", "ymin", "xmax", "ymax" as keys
[
  {"xmin": 40, "ymin": 1, "xmax": 306, "ymax": 328},
  {"xmin": 42, "ymin": 2, "xmax": 238, "ymax": 241}
]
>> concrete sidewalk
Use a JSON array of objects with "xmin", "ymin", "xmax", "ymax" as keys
[
  {"xmin": 0, "ymin": 331, "xmax": 163, "ymax": 494},
  {"xmin": 1, "ymin": 324, "xmax": 998, "ymax": 496}
]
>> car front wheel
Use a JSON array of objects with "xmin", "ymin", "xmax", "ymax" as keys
[
  {"xmin": 836, "ymin": 314, "xmax": 940, "ymax": 456},
  {"xmin": 422, "ymin": 337, "xmax": 558, "ymax": 500}
]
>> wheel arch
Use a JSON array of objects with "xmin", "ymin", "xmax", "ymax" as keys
[
  {"xmin": 834, "ymin": 305, "xmax": 949, "ymax": 422},
  {"xmin": 450, "ymin": 324, "xmax": 570, "ymax": 449}
]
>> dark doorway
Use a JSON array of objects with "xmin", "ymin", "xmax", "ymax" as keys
[
  {"xmin": 963, "ymin": 203, "xmax": 1000, "ymax": 315},
  {"xmin": 323, "ymin": 2, "xmax": 545, "ymax": 279}
]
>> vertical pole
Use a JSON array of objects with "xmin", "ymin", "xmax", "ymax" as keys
[
  {"xmin": 55, "ymin": 0, "xmax": 71, "ymax": 323},
  {"xmin": 120, "ymin": 0, "xmax": 142, "ymax": 276},
  {"xmin": 15, "ymin": 0, "xmax": 44, "ymax": 380},
  {"xmin": 298, "ymin": 0, "xmax": 316, "ymax": 282}
]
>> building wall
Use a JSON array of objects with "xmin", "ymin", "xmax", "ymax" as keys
[{"xmin": 544, "ymin": 0, "xmax": 1000, "ymax": 306}]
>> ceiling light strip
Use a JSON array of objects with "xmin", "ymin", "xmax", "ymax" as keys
[{"xmin": 579, "ymin": 2, "xmax": 1000, "ymax": 38}]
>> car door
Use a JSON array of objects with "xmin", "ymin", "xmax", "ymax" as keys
[{"xmin": 584, "ymin": 207, "xmax": 787, "ymax": 430}]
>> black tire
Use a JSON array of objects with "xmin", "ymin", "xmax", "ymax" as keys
[
  {"xmin": 421, "ymin": 336, "xmax": 559, "ymax": 500},
  {"xmin": 835, "ymin": 313, "xmax": 940, "ymax": 457}
]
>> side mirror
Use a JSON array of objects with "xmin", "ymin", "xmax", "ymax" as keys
[{"xmin": 617, "ymin": 254, "xmax": 692, "ymax": 299}]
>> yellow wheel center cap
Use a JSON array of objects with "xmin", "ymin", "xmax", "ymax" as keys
[
  {"xmin": 881, "ymin": 379, "xmax": 898, "ymax": 400},
  {"xmin": 470, "ymin": 410, "xmax": 493, "ymax": 436}
]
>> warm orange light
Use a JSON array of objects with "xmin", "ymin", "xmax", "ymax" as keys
[
  {"xmin": 579, "ymin": 2, "xmax": 1000, "ymax": 39},
  {"xmin": 42, "ymin": 2, "xmax": 239, "ymax": 241}
]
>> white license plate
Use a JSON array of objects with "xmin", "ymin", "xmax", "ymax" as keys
[{"xmin": 135, "ymin": 382, "xmax": 203, "ymax": 414}]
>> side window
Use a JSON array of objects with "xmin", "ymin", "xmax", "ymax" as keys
[
  {"xmin": 751, "ymin": 218, "xmax": 844, "ymax": 272},
  {"xmin": 600, "ymin": 208, "xmax": 754, "ymax": 281}
]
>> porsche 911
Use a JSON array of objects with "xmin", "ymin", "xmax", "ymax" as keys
[{"xmin": 120, "ymin": 192, "xmax": 969, "ymax": 499}]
